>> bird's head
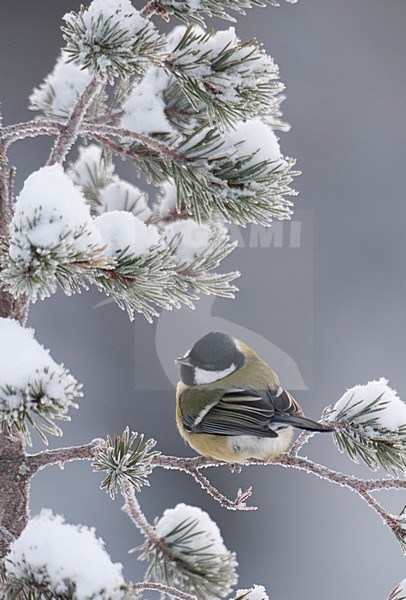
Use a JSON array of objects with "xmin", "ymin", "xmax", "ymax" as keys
[{"xmin": 175, "ymin": 331, "xmax": 245, "ymax": 386}]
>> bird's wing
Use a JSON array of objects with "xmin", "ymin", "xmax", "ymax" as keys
[
  {"xmin": 181, "ymin": 384, "xmax": 331, "ymax": 437},
  {"xmin": 182, "ymin": 388, "xmax": 279, "ymax": 438}
]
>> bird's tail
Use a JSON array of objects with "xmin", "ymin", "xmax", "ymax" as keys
[{"xmin": 273, "ymin": 414, "xmax": 334, "ymax": 432}]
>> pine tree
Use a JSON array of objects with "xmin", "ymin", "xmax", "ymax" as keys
[{"xmin": 0, "ymin": 1, "xmax": 404, "ymax": 598}]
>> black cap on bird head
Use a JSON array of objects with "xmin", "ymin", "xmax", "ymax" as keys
[{"xmin": 176, "ymin": 332, "xmax": 245, "ymax": 386}]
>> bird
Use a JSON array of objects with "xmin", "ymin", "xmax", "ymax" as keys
[{"xmin": 175, "ymin": 331, "xmax": 333, "ymax": 463}]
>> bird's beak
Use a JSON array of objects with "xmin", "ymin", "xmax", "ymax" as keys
[{"xmin": 175, "ymin": 356, "xmax": 192, "ymax": 366}]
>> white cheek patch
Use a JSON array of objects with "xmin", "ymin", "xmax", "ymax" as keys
[
  {"xmin": 233, "ymin": 339, "xmax": 243, "ymax": 352},
  {"xmin": 194, "ymin": 364, "xmax": 236, "ymax": 385}
]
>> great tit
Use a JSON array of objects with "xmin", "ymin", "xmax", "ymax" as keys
[{"xmin": 175, "ymin": 332, "xmax": 332, "ymax": 463}]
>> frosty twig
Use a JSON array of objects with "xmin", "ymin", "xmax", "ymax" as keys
[
  {"xmin": 129, "ymin": 581, "xmax": 195, "ymax": 600},
  {"xmin": 47, "ymin": 76, "xmax": 101, "ymax": 165}
]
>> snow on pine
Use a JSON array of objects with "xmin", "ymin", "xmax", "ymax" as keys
[
  {"xmin": 0, "ymin": 318, "xmax": 80, "ymax": 426},
  {"xmin": 29, "ymin": 53, "xmax": 91, "ymax": 118},
  {"xmin": 68, "ymin": 0, "xmax": 145, "ymax": 32},
  {"xmin": 122, "ymin": 68, "xmax": 176, "ymax": 136},
  {"xmin": 166, "ymin": 26, "xmax": 282, "ymax": 110},
  {"xmin": 166, "ymin": 25, "xmax": 238, "ymax": 74},
  {"xmin": 155, "ymin": 503, "xmax": 229, "ymax": 556},
  {"xmin": 63, "ymin": 0, "xmax": 155, "ymax": 80},
  {"xmin": 69, "ymin": 144, "xmax": 114, "ymax": 192},
  {"xmin": 234, "ymin": 585, "xmax": 269, "ymax": 600},
  {"xmin": 161, "ymin": 220, "xmax": 213, "ymax": 263},
  {"xmin": 69, "ymin": 146, "xmax": 151, "ymax": 220},
  {"xmin": 99, "ymin": 179, "xmax": 151, "ymax": 221},
  {"xmin": 6, "ymin": 510, "xmax": 125, "ymax": 599},
  {"xmin": 95, "ymin": 211, "xmax": 159, "ymax": 259},
  {"xmin": 222, "ymin": 118, "xmax": 284, "ymax": 169},
  {"xmin": 394, "ymin": 580, "xmax": 406, "ymax": 595},
  {"xmin": 10, "ymin": 165, "xmax": 103, "ymax": 266},
  {"xmin": 157, "ymin": 181, "xmax": 178, "ymax": 216},
  {"xmin": 329, "ymin": 378, "xmax": 406, "ymax": 431}
]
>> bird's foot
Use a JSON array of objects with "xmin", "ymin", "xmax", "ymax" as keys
[{"xmin": 229, "ymin": 463, "xmax": 243, "ymax": 474}]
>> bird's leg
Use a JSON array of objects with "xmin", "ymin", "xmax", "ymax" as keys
[{"xmin": 229, "ymin": 463, "xmax": 243, "ymax": 474}]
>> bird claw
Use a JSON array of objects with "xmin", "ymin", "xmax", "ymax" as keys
[{"xmin": 229, "ymin": 463, "xmax": 243, "ymax": 474}]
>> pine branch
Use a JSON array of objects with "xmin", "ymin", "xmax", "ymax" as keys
[
  {"xmin": 188, "ymin": 468, "xmax": 254, "ymax": 511},
  {"xmin": 0, "ymin": 119, "xmax": 63, "ymax": 146},
  {"xmin": 164, "ymin": 26, "xmax": 285, "ymax": 130},
  {"xmin": 288, "ymin": 430, "xmax": 315, "ymax": 456},
  {"xmin": 27, "ymin": 439, "xmax": 103, "ymax": 475},
  {"xmin": 358, "ymin": 489, "xmax": 406, "ymax": 553},
  {"xmin": 85, "ymin": 123, "xmax": 184, "ymax": 163},
  {"xmin": 122, "ymin": 480, "xmax": 161, "ymax": 545},
  {"xmin": 147, "ymin": 0, "xmax": 297, "ymax": 25},
  {"xmin": 130, "ymin": 487, "xmax": 238, "ymax": 599},
  {"xmin": 93, "ymin": 428, "xmax": 160, "ymax": 498},
  {"xmin": 86, "ymin": 123, "xmax": 296, "ymax": 226},
  {"xmin": 140, "ymin": 1, "xmax": 170, "ymax": 21},
  {"xmin": 85, "ymin": 109, "xmax": 124, "ymax": 125},
  {"xmin": 326, "ymin": 389, "xmax": 406, "ymax": 476},
  {"xmin": 128, "ymin": 581, "xmax": 195, "ymax": 600},
  {"xmin": 24, "ymin": 433, "xmax": 406, "ymax": 553},
  {"xmin": 47, "ymin": 76, "xmax": 102, "ymax": 165},
  {"xmin": 27, "ymin": 440, "xmax": 406, "ymax": 494},
  {"xmin": 152, "ymin": 450, "xmax": 406, "ymax": 554},
  {"xmin": 62, "ymin": 4, "xmax": 164, "ymax": 83}
]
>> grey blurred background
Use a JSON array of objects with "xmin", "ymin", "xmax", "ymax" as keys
[{"xmin": 1, "ymin": 1, "xmax": 406, "ymax": 598}]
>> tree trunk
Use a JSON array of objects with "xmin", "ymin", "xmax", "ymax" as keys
[
  {"xmin": 0, "ymin": 142, "xmax": 30, "ymax": 585},
  {"xmin": 0, "ymin": 432, "xmax": 29, "ymax": 567}
]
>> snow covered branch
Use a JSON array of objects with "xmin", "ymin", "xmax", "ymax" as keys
[
  {"xmin": 140, "ymin": 0, "xmax": 297, "ymax": 25},
  {"xmin": 0, "ymin": 119, "xmax": 63, "ymax": 146},
  {"xmin": 47, "ymin": 76, "xmax": 101, "ymax": 165},
  {"xmin": 123, "ymin": 485, "xmax": 238, "ymax": 599},
  {"xmin": 27, "ymin": 439, "xmax": 103, "ymax": 474},
  {"xmin": 129, "ymin": 581, "xmax": 195, "ymax": 600},
  {"xmin": 150, "ymin": 451, "xmax": 406, "ymax": 494},
  {"xmin": 183, "ymin": 467, "xmax": 255, "ymax": 511},
  {"xmin": 140, "ymin": 1, "xmax": 170, "ymax": 21},
  {"xmin": 122, "ymin": 481, "xmax": 162, "ymax": 545}
]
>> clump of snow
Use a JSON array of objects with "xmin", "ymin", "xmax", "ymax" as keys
[
  {"xmin": 0, "ymin": 318, "xmax": 69, "ymax": 392},
  {"xmin": 157, "ymin": 181, "xmax": 178, "ymax": 216},
  {"xmin": 64, "ymin": 0, "xmax": 146, "ymax": 39},
  {"xmin": 95, "ymin": 211, "xmax": 159, "ymax": 259},
  {"xmin": 6, "ymin": 510, "xmax": 125, "ymax": 599},
  {"xmin": 234, "ymin": 585, "xmax": 269, "ymax": 600},
  {"xmin": 155, "ymin": 503, "xmax": 228, "ymax": 555},
  {"xmin": 29, "ymin": 53, "xmax": 91, "ymax": 118},
  {"xmin": 68, "ymin": 144, "xmax": 114, "ymax": 191},
  {"xmin": 161, "ymin": 220, "xmax": 213, "ymax": 263},
  {"xmin": 99, "ymin": 179, "xmax": 151, "ymax": 221},
  {"xmin": 329, "ymin": 378, "xmax": 406, "ymax": 431},
  {"xmin": 122, "ymin": 68, "xmax": 175, "ymax": 135},
  {"xmin": 0, "ymin": 318, "xmax": 80, "ymax": 432},
  {"xmin": 167, "ymin": 24, "xmax": 237, "ymax": 58},
  {"xmin": 223, "ymin": 119, "xmax": 283, "ymax": 168},
  {"xmin": 166, "ymin": 25, "xmax": 238, "ymax": 80},
  {"xmin": 74, "ymin": 0, "xmax": 145, "ymax": 29},
  {"xmin": 9, "ymin": 165, "xmax": 103, "ymax": 266}
]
